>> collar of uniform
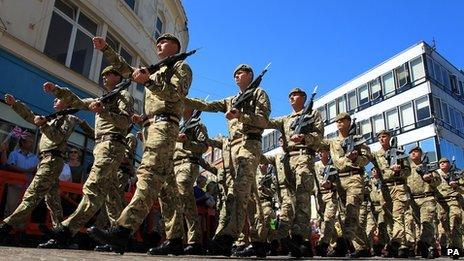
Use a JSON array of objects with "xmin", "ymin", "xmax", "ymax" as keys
[{"xmin": 290, "ymin": 110, "xmax": 303, "ymax": 117}]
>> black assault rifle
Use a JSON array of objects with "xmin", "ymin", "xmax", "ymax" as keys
[
  {"xmin": 232, "ymin": 62, "xmax": 271, "ymax": 109},
  {"xmin": 385, "ymin": 136, "xmax": 409, "ymax": 167},
  {"xmin": 341, "ymin": 118, "xmax": 366, "ymax": 155},
  {"xmin": 416, "ymin": 153, "xmax": 439, "ymax": 177},
  {"xmin": 44, "ymin": 108, "xmax": 80, "ymax": 121},
  {"xmin": 321, "ymin": 157, "xmax": 338, "ymax": 183},
  {"xmin": 289, "ymin": 85, "xmax": 318, "ymax": 135},
  {"xmin": 449, "ymin": 156, "xmax": 464, "ymax": 183},
  {"xmin": 145, "ymin": 49, "xmax": 198, "ymax": 74},
  {"xmin": 179, "ymin": 110, "xmax": 202, "ymax": 134}
]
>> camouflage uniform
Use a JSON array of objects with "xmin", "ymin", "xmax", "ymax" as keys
[
  {"xmin": 101, "ymin": 43, "xmax": 192, "ymax": 240},
  {"xmin": 105, "ymin": 133, "xmax": 137, "ymax": 226},
  {"xmin": 3, "ymin": 100, "xmax": 82, "ymax": 228},
  {"xmin": 50, "ymin": 83, "xmax": 133, "ymax": 235},
  {"xmin": 370, "ymin": 177, "xmax": 391, "ymax": 253},
  {"xmin": 371, "ymin": 144, "xmax": 411, "ymax": 252},
  {"xmin": 328, "ymin": 124, "xmax": 371, "ymax": 252},
  {"xmin": 174, "ymin": 122, "xmax": 208, "ymax": 245},
  {"xmin": 358, "ymin": 173, "xmax": 377, "ymax": 250},
  {"xmin": 186, "ymin": 83, "xmax": 270, "ymax": 241}
]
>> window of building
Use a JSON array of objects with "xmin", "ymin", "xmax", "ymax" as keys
[
  {"xmin": 415, "ymin": 96, "xmax": 431, "ymax": 122},
  {"xmin": 394, "ymin": 63, "xmax": 410, "ymax": 88},
  {"xmin": 386, "ymin": 108, "xmax": 399, "ymax": 130},
  {"xmin": 382, "ymin": 71, "xmax": 395, "ymax": 97},
  {"xmin": 410, "ymin": 56, "xmax": 425, "ymax": 82},
  {"xmin": 154, "ymin": 16, "xmax": 164, "ymax": 39},
  {"xmin": 442, "ymin": 68, "xmax": 451, "ymax": 91},
  {"xmin": 400, "ymin": 102, "xmax": 415, "ymax": 131},
  {"xmin": 44, "ymin": 0, "xmax": 98, "ymax": 78},
  {"xmin": 426, "ymin": 57, "xmax": 435, "ymax": 79},
  {"xmin": 263, "ymin": 135, "xmax": 269, "ymax": 152},
  {"xmin": 459, "ymin": 81, "xmax": 464, "ymax": 95},
  {"xmin": 360, "ymin": 120, "xmax": 372, "ymax": 140},
  {"xmin": 433, "ymin": 61, "xmax": 442, "ymax": 84},
  {"xmin": 347, "ymin": 90, "xmax": 357, "ymax": 112},
  {"xmin": 358, "ymin": 84, "xmax": 369, "ymax": 105},
  {"xmin": 441, "ymin": 102, "xmax": 450, "ymax": 123},
  {"xmin": 433, "ymin": 97, "xmax": 442, "ymax": 119},
  {"xmin": 337, "ymin": 95, "xmax": 346, "ymax": 114},
  {"xmin": 372, "ymin": 114, "xmax": 384, "ymax": 135},
  {"xmin": 449, "ymin": 107, "xmax": 456, "ymax": 128},
  {"xmin": 327, "ymin": 101, "xmax": 336, "ymax": 121},
  {"xmin": 318, "ymin": 106, "xmax": 327, "ymax": 122},
  {"xmin": 402, "ymin": 141, "xmax": 418, "ymax": 156},
  {"xmin": 455, "ymin": 109, "xmax": 463, "ymax": 131},
  {"xmin": 450, "ymin": 74, "xmax": 458, "ymax": 93},
  {"xmin": 419, "ymin": 137, "xmax": 437, "ymax": 162},
  {"xmin": 99, "ymin": 33, "xmax": 133, "ymax": 85},
  {"xmin": 124, "ymin": 0, "xmax": 136, "ymax": 10},
  {"xmin": 369, "ymin": 78, "xmax": 381, "ymax": 101}
]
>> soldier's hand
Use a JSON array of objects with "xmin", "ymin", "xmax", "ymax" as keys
[
  {"xmin": 92, "ymin": 37, "xmax": 107, "ymax": 50},
  {"xmin": 43, "ymin": 82, "xmax": 56, "ymax": 93},
  {"xmin": 4, "ymin": 94, "xmax": 15, "ymax": 106},
  {"xmin": 290, "ymin": 134, "xmax": 305, "ymax": 144},
  {"xmin": 450, "ymin": 181, "xmax": 459, "ymax": 189},
  {"xmin": 132, "ymin": 114, "xmax": 143, "ymax": 124},
  {"xmin": 136, "ymin": 131, "xmax": 144, "ymax": 142},
  {"xmin": 34, "ymin": 116, "xmax": 47, "ymax": 126},
  {"xmin": 89, "ymin": 101, "xmax": 103, "ymax": 113},
  {"xmin": 422, "ymin": 173, "xmax": 432, "ymax": 182},
  {"xmin": 347, "ymin": 150, "xmax": 358, "ymax": 161},
  {"xmin": 177, "ymin": 133, "xmax": 188, "ymax": 142},
  {"xmin": 390, "ymin": 164, "xmax": 401, "ymax": 173},
  {"xmin": 132, "ymin": 68, "xmax": 150, "ymax": 84},
  {"xmin": 225, "ymin": 108, "xmax": 240, "ymax": 120},
  {"xmin": 321, "ymin": 180, "xmax": 332, "ymax": 189}
]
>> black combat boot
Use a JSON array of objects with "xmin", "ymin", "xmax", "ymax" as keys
[
  {"xmin": 269, "ymin": 239, "xmax": 280, "ymax": 256},
  {"xmin": 147, "ymin": 238, "xmax": 184, "ymax": 255},
  {"xmin": 87, "ymin": 225, "xmax": 131, "ymax": 255},
  {"xmin": 38, "ymin": 226, "xmax": 72, "ymax": 249},
  {"xmin": 0, "ymin": 222, "xmax": 13, "ymax": 242},
  {"xmin": 373, "ymin": 243, "xmax": 384, "ymax": 256},
  {"xmin": 316, "ymin": 242, "xmax": 329, "ymax": 257},
  {"xmin": 94, "ymin": 244, "xmax": 113, "ymax": 252},
  {"xmin": 349, "ymin": 248, "xmax": 372, "ymax": 258},
  {"xmin": 207, "ymin": 235, "xmax": 235, "ymax": 256},
  {"xmin": 383, "ymin": 241, "xmax": 400, "ymax": 257},
  {"xmin": 329, "ymin": 237, "xmax": 348, "ymax": 257},
  {"xmin": 183, "ymin": 243, "xmax": 205, "ymax": 255},
  {"xmin": 301, "ymin": 239, "xmax": 314, "ymax": 257},
  {"xmin": 398, "ymin": 246, "xmax": 409, "ymax": 258},
  {"xmin": 233, "ymin": 241, "xmax": 267, "ymax": 257},
  {"xmin": 283, "ymin": 235, "xmax": 302, "ymax": 258}
]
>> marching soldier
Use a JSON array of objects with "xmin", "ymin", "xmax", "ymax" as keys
[
  {"xmin": 174, "ymin": 108, "xmax": 209, "ymax": 254},
  {"xmin": 0, "ymin": 90, "xmax": 91, "ymax": 238},
  {"xmin": 370, "ymin": 168, "xmax": 391, "ymax": 256},
  {"xmin": 371, "ymin": 130, "xmax": 411, "ymax": 258},
  {"xmin": 87, "ymin": 33, "xmax": 191, "ymax": 255},
  {"xmin": 266, "ymin": 88, "xmax": 323, "ymax": 257},
  {"xmin": 326, "ymin": 112, "xmax": 371, "ymax": 258},
  {"xmin": 314, "ymin": 140, "xmax": 339, "ymax": 256},
  {"xmin": 407, "ymin": 146, "xmax": 441, "ymax": 258},
  {"xmin": 435, "ymin": 157, "xmax": 464, "ymax": 257},
  {"xmin": 358, "ymin": 172, "xmax": 377, "ymax": 254},
  {"xmin": 185, "ymin": 64, "xmax": 270, "ymax": 256}
]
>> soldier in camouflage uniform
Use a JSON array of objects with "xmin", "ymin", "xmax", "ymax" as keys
[
  {"xmin": 37, "ymin": 63, "xmax": 133, "ymax": 249},
  {"xmin": 371, "ymin": 130, "xmax": 411, "ymax": 258},
  {"xmin": 87, "ymin": 33, "xmax": 192, "ymax": 255},
  {"xmin": 358, "ymin": 172, "xmax": 377, "ymax": 255},
  {"xmin": 0, "ymin": 91, "xmax": 90, "ymax": 238},
  {"xmin": 407, "ymin": 146, "xmax": 441, "ymax": 258},
  {"xmin": 369, "ymin": 168, "xmax": 391, "ymax": 256},
  {"xmin": 435, "ymin": 157, "xmax": 464, "ymax": 257},
  {"xmin": 186, "ymin": 64, "xmax": 270, "ymax": 256},
  {"xmin": 314, "ymin": 140, "xmax": 339, "ymax": 256},
  {"xmin": 265, "ymin": 88, "xmax": 323, "ymax": 258},
  {"xmin": 325, "ymin": 112, "xmax": 371, "ymax": 258},
  {"xmin": 174, "ymin": 108, "xmax": 208, "ymax": 254}
]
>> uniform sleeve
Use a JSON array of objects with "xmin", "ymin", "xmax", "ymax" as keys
[
  {"xmin": 11, "ymin": 100, "xmax": 36, "ymax": 124},
  {"xmin": 39, "ymin": 116, "xmax": 77, "ymax": 144},
  {"xmin": 183, "ymin": 124, "xmax": 209, "ymax": 154},
  {"xmin": 78, "ymin": 118, "xmax": 95, "ymax": 137},
  {"xmin": 303, "ymin": 110, "xmax": 324, "ymax": 147},
  {"xmin": 51, "ymin": 86, "xmax": 94, "ymax": 110},
  {"xmin": 102, "ymin": 45, "xmax": 134, "ymax": 78},
  {"xmin": 99, "ymin": 91, "xmax": 133, "ymax": 130},
  {"xmin": 268, "ymin": 116, "xmax": 285, "ymax": 133},
  {"xmin": 239, "ymin": 88, "xmax": 271, "ymax": 129},
  {"xmin": 184, "ymin": 97, "xmax": 228, "ymax": 113},
  {"xmin": 146, "ymin": 62, "xmax": 192, "ymax": 102}
]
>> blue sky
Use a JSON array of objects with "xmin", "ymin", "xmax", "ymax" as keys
[{"xmin": 182, "ymin": 0, "xmax": 464, "ymax": 137}]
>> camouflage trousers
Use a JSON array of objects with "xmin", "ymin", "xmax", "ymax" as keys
[
  {"xmin": 359, "ymin": 199, "xmax": 377, "ymax": 248},
  {"xmin": 374, "ymin": 204, "xmax": 391, "ymax": 246},
  {"xmin": 337, "ymin": 174, "xmax": 368, "ymax": 251},
  {"xmin": 117, "ymin": 122, "xmax": 183, "ymax": 239},
  {"xmin": 214, "ymin": 139, "xmax": 261, "ymax": 239},
  {"xmin": 174, "ymin": 161, "xmax": 201, "ymax": 244},
  {"xmin": 234, "ymin": 196, "xmax": 256, "ymax": 246},
  {"xmin": 4, "ymin": 155, "xmax": 64, "ymax": 228},
  {"xmin": 381, "ymin": 184, "xmax": 409, "ymax": 248},
  {"xmin": 62, "ymin": 140, "xmax": 125, "ymax": 234},
  {"xmin": 250, "ymin": 198, "xmax": 275, "ymax": 243},
  {"xmin": 411, "ymin": 195, "xmax": 437, "ymax": 247},
  {"xmin": 318, "ymin": 190, "xmax": 338, "ymax": 245},
  {"xmin": 437, "ymin": 198, "xmax": 463, "ymax": 249},
  {"xmin": 404, "ymin": 202, "xmax": 418, "ymax": 247},
  {"xmin": 105, "ymin": 165, "xmax": 131, "ymax": 226}
]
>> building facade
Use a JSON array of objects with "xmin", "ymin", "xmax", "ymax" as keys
[{"xmin": 0, "ymin": 0, "xmax": 188, "ymax": 168}]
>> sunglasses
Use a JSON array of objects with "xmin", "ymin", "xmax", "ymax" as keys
[{"xmin": 70, "ymin": 150, "xmax": 79, "ymax": 154}]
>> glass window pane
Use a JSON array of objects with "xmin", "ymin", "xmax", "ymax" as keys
[
  {"xmin": 442, "ymin": 68, "xmax": 451, "ymax": 91},
  {"xmin": 395, "ymin": 63, "xmax": 410, "ymax": 88},
  {"xmin": 337, "ymin": 95, "xmax": 346, "ymax": 113},
  {"xmin": 156, "ymin": 17, "xmax": 163, "ymax": 32},
  {"xmin": 124, "ymin": 0, "xmax": 135, "ymax": 10},
  {"xmin": 55, "ymin": 0, "xmax": 76, "ymax": 20},
  {"xmin": 370, "ymin": 78, "xmax": 381, "ymax": 100},
  {"xmin": 400, "ymin": 102, "xmax": 414, "ymax": 131},
  {"xmin": 455, "ymin": 110, "xmax": 462, "ymax": 130},
  {"xmin": 348, "ymin": 90, "xmax": 357, "ymax": 111},
  {"xmin": 70, "ymin": 30, "xmax": 94, "ymax": 77},
  {"xmin": 106, "ymin": 33, "xmax": 119, "ymax": 51},
  {"xmin": 419, "ymin": 137, "xmax": 437, "ymax": 162},
  {"xmin": 415, "ymin": 96, "xmax": 430, "ymax": 121},
  {"xmin": 449, "ymin": 107, "xmax": 456, "ymax": 127},
  {"xmin": 433, "ymin": 61, "xmax": 442, "ymax": 83},
  {"xmin": 410, "ymin": 56, "xmax": 425, "ymax": 82},
  {"xmin": 328, "ymin": 101, "xmax": 336, "ymax": 120},
  {"xmin": 426, "ymin": 57, "xmax": 435, "ymax": 79},
  {"xmin": 433, "ymin": 97, "xmax": 442, "ymax": 119},
  {"xmin": 372, "ymin": 114, "xmax": 384, "ymax": 135},
  {"xmin": 382, "ymin": 72, "xmax": 395, "ymax": 96},
  {"xmin": 360, "ymin": 120, "xmax": 372, "ymax": 139},
  {"xmin": 44, "ymin": 12, "xmax": 72, "ymax": 65},
  {"xmin": 78, "ymin": 12, "xmax": 97, "ymax": 35},
  {"xmin": 441, "ymin": 102, "xmax": 449, "ymax": 123},
  {"xmin": 120, "ymin": 47, "xmax": 133, "ymax": 66},
  {"xmin": 358, "ymin": 84, "xmax": 369, "ymax": 105},
  {"xmin": 319, "ymin": 106, "xmax": 327, "ymax": 122},
  {"xmin": 386, "ymin": 109, "xmax": 399, "ymax": 130}
]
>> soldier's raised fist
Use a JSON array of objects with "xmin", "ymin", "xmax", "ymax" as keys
[
  {"xmin": 92, "ymin": 37, "xmax": 107, "ymax": 50},
  {"xmin": 43, "ymin": 82, "xmax": 56, "ymax": 92},
  {"xmin": 89, "ymin": 101, "xmax": 103, "ymax": 113},
  {"xmin": 4, "ymin": 94, "xmax": 15, "ymax": 106},
  {"xmin": 34, "ymin": 116, "xmax": 47, "ymax": 126}
]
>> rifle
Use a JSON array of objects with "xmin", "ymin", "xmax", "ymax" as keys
[
  {"xmin": 448, "ymin": 156, "xmax": 464, "ymax": 183},
  {"xmin": 321, "ymin": 158, "xmax": 338, "ymax": 183},
  {"xmin": 44, "ymin": 108, "xmax": 80, "ymax": 121},
  {"xmin": 232, "ymin": 62, "xmax": 271, "ymax": 109},
  {"xmin": 145, "ymin": 49, "xmax": 198, "ymax": 74},
  {"xmin": 258, "ymin": 164, "xmax": 275, "ymax": 199},
  {"xmin": 99, "ymin": 78, "xmax": 132, "ymax": 103},
  {"xmin": 289, "ymin": 85, "xmax": 318, "ymax": 135},
  {"xmin": 416, "ymin": 153, "xmax": 439, "ymax": 177},
  {"xmin": 385, "ymin": 136, "xmax": 409, "ymax": 167},
  {"xmin": 341, "ymin": 118, "xmax": 366, "ymax": 155},
  {"xmin": 179, "ymin": 96, "xmax": 208, "ymax": 134}
]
